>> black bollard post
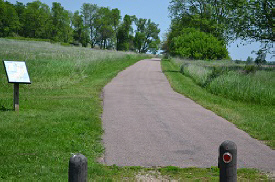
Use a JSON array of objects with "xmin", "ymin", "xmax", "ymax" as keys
[
  {"xmin": 218, "ymin": 140, "xmax": 237, "ymax": 182},
  {"xmin": 69, "ymin": 154, "xmax": 88, "ymax": 182}
]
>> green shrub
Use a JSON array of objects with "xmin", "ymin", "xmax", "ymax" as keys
[
  {"xmin": 169, "ymin": 28, "xmax": 228, "ymax": 60},
  {"xmin": 244, "ymin": 65, "xmax": 257, "ymax": 74},
  {"xmin": 60, "ymin": 42, "xmax": 72, "ymax": 47}
]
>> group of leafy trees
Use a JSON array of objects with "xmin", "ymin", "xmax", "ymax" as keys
[
  {"xmin": 0, "ymin": 0, "xmax": 74, "ymax": 43},
  {"xmin": 163, "ymin": 0, "xmax": 274, "ymax": 60},
  {"xmin": 0, "ymin": 0, "xmax": 160, "ymax": 53}
]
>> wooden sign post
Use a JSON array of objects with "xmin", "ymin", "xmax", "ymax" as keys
[
  {"xmin": 3, "ymin": 61, "xmax": 31, "ymax": 111},
  {"xmin": 14, "ymin": 83, "xmax": 20, "ymax": 111}
]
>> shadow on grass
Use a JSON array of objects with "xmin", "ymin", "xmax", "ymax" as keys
[
  {"xmin": 162, "ymin": 70, "xmax": 180, "ymax": 73},
  {"xmin": 0, "ymin": 106, "xmax": 13, "ymax": 112}
]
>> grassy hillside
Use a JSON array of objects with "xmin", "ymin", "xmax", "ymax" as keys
[
  {"xmin": 0, "ymin": 39, "xmax": 268, "ymax": 180},
  {"xmin": 0, "ymin": 39, "xmax": 148, "ymax": 180}
]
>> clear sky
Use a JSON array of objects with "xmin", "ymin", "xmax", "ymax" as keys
[{"xmin": 7, "ymin": 0, "xmax": 274, "ymax": 61}]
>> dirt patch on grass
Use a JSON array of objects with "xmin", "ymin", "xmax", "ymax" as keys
[{"xmin": 135, "ymin": 170, "xmax": 177, "ymax": 182}]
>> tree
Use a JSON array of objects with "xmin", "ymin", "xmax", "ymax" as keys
[
  {"xmin": 0, "ymin": 0, "xmax": 20, "ymax": 37},
  {"xmin": 168, "ymin": 0, "xmax": 274, "ymax": 55},
  {"xmin": 230, "ymin": 0, "xmax": 274, "ymax": 54},
  {"xmin": 134, "ymin": 18, "xmax": 160, "ymax": 53},
  {"xmin": 117, "ymin": 14, "xmax": 135, "ymax": 51},
  {"xmin": 14, "ymin": 1, "xmax": 25, "ymax": 36},
  {"xmin": 72, "ymin": 10, "xmax": 90, "ymax": 47},
  {"xmin": 93, "ymin": 7, "xmax": 115, "ymax": 49},
  {"xmin": 111, "ymin": 8, "xmax": 121, "ymax": 50},
  {"xmin": 165, "ymin": 0, "xmax": 230, "ymax": 57},
  {"xmin": 22, "ymin": 1, "xmax": 50, "ymax": 38},
  {"xmin": 134, "ymin": 18, "xmax": 146, "ymax": 52},
  {"xmin": 231, "ymin": 0, "xmax": 273, "ymax": 42},
  {"xmin": 72, "ymin": 10, "xmax": 83, "ymax": 44},
  {"xmin": 51, "ymin": 2, "xmax": 73, "ymax": 42},
  {"xmin": 246, "ymin": 56, "xmax": 254, "ymax": 65},
  {"xmin": 255, "ymin": 49, "xmax": 267, "ymax": 66},
  {"xmin": 169, "ymin": 28, "xmax": 228, "ymax": 60},
  {"xmin": 168, "ymin": 0, "xmax": 228, "ymax": 41},
  {"xmin": 39, "ymin": 3, "xmax": 52, "ymax": 39},
  {"xmin": 148, "ymin": 39, "xmax": 160, "ymax": 54},
  {"xmin": 81, "ymin": 3, "xmax": 98, "ymax": 48}
]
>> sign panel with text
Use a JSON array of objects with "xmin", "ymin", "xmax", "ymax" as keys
[{"xmin": 3, "ymin": 61, "xmax": 31, "ymax": 84}]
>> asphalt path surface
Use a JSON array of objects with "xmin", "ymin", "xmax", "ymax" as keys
[{"xmin": 102, "ymin": 58, "xmax": 275, "ymax": 172}]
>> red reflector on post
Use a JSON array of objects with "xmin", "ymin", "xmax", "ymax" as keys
[{"xmin": 223, "ymin": 152, "xmax": 232, "ymax": 163}]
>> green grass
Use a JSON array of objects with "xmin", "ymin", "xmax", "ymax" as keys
[
  {"xmin": 0, "ymin": 39, "xmax": 148, "ymax": 180},
  {"xmin": 162, "ymin": 58, "xmax": 275, "ymax": 148},
  {"xmin": 178, "ymin": 58, "xmax": 275, "ymax": 105},
  {"xmin": 181, "ymin": 64, "xmax": 212, "ymax": 86},
  {"xmin": 159, "ymin": 166, "xmax": 268, "ymax": 181},
  {"xmin": 207, "ymin": 70, "xmax": 275, "ymax": 105},
  {"xmin": 0, "ymin": 39, "xmax": 269, "ymax": 180}
]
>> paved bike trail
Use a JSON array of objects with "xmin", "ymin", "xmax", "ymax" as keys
[{"xmin": 101, "ymin": 58, "xmax": 275, "ymax": 172}]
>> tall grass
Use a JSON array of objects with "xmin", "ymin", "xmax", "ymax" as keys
[
  {"xmin": 0, "ymin": 38, "xmax": 132, "ymax": 62},
  {"xmin": 177, "ymin": 58, "xmax": 275, "ymax": 105},
  {"xmin": 181, "ymin": 64, "xmax": 212, "ymax": 86},
  {"xmin": 174, "ymin": 58, "xmax": 241, "ymax": 67},
  {"xmin": 207, "ymin": 71, "xmax": 275, "ymax": 105},
  {"xmin": 0, "ymin": 38, "xmax": 137, "ymax": 98}
]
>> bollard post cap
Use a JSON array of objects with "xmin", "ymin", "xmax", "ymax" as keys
[{"xmin": 219, "ymin": 140, "xmax": 237, "ymax": 152}]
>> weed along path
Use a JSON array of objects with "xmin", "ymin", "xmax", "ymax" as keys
[{"xmin": 101, "ymin": 58, "xmax": 275, "ymax": 172}]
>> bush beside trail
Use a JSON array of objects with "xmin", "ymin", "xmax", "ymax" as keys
[{"xmin": 169, "ymin": 28, "xmax": 228, "ymax": 60}]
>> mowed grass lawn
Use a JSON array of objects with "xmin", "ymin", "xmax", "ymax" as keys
[{"xmin": 0, "ymin": 39, "xmax": 269, "ymax": 180}]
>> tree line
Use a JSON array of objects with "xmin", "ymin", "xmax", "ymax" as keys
[
  {"xmin": 0, "ymin": 0, "xmax": 160, "ymax": 53},
  {"xmin": 163, "ymin": 0, "xmax": 273, "ymax": 60}
]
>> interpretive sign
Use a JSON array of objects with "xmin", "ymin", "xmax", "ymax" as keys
[
  {"xmin": 3, "ymin": 61, "xmax": 31, "ymax": 84},
  {"xmin": 3, "ymin": 60, "xmax": 31, "ymax": 111}
]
